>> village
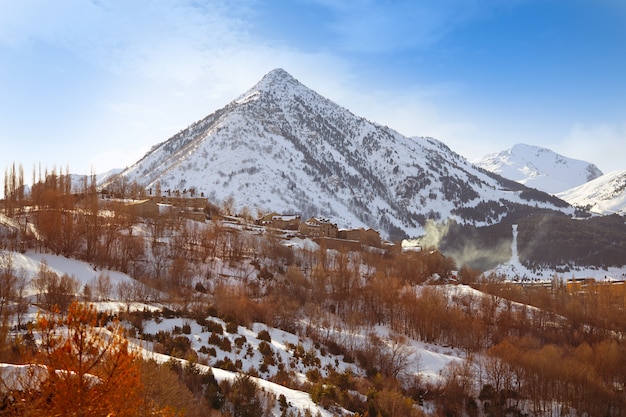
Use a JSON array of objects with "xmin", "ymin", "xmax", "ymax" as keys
[
  {"xmin": 3, "ymin": 179, "xmax": 626, "ymax": 417},
  {"xmin": 120, "ymin": 194, "xmax": 626, "ymax": 296},
  {"xmin": 120, "ymin": 193, "xmax": 392, "ymax": 252}
]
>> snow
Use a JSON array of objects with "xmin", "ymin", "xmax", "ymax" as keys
[
  {"xmin": 4, "ymin": 242, "xmax": 590, "ymax": 415},
  {"xmin": 485, "ymin": 224, "xmax": 626, "ymax": 281},
  {"xmin": 236, "ymin": 91, "xmax": 260, "ymax": 105},
  {"xmin": 0, "ymin": 363, "xmax": 48, "ymax": 392},
  {"xmin": 0, "ymin": 246, "xmax": 342, "ymax": 415},
  {"xmin": 138, "ymin": 319, "xmax": 345, "ymax": 417},
  {"xmin": 2, "ymin": 240, "xmax": 461, "ymax": 414},
  {"xmin": 1, "ymin": 277, "xmax": 466, "ymax": 416},
  {"xmin": 401, "ymin": 239, "xmax": 422, "ymax": 252},
  {"xmin": 0, "ymin": 212, "xmax": 20, "ymax": 230},
  {"xmin": 475, "ymin": 143, "xmax": 603, "ymax": 194},
  {"xmin": 557, "ymin": 169, "xmax": 626, "ymax": 215},
  {"xmin": 2, "ymin": 250, "xmax": 139, "ymax": 298},
  {"xmin": 108, "ymin": 70, "xmax": 573, "ymax": 240},
  {"xmin": 148, "ymin": 313, "xmax": 460, "ymax": 388},
  {"xmin": 0, "ymin": 363, "xmax": 101, "ymax": 392}
]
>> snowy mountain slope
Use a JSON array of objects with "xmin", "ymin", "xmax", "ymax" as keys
[
  {"xmin": 475, "ymin": 143, "xmax": 603, "ymax": 194},
  {"xmin": 111, "ymin": 69, "xmax": 572, "ymax": 239},
  {"xmin": 3, "ymin": 245, "xmax": 465, "ymax": 417},
  {"xmin": 96, "ymin": 168, "xmax": 122, "ymax": 185},
  {"xmin": 557, "ymin": 170, "xmax": 626, "ymax": 215},
  {"xmin": 484, "ymin": 223, "xmax": 626, "ymax": 281},
  {"xmin": 1, "ymin": 249, "xmax": 149, "ymax": 305}
]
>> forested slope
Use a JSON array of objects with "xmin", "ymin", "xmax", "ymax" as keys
[{"xmin": 1, "ymin": 168, "xmax": 626, "ymax": 417}]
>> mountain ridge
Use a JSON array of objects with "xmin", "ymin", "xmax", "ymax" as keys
[
  {"xmin": 474, "ymin": 143, "xmax": 603, "ymax": 194},
  {"xmin": 111, "ymin": 69, "xmax": 573, "ymax": 239},
  {"xmin": 557, "ymin": 169, "xmax": 626, "ymax": 215}
]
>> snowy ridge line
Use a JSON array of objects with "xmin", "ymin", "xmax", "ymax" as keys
[
  {"xmin": 475, "ymin": 143, "xmax": 603, "ymax": 195},
  {"xmin": 134, "ymin": 339, "xmax": 339, "ymax": 417},
  {"xmin": 557, "ymin": 169, "xmax": 626, "ymax": 215},
  {"xmin": 109, "ymin": 69, "xmax": 574, "ymax": 240}
]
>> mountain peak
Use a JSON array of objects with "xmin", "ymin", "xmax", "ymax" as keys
[
  {"xmin": 114, "ymin": 74, "xmax": 573, "ymax": 240},
  {"xmin": 254, "ymin": 68, "xmax": 299, "ymax": 91},
  {"xmin": 476, "ymin": 143, "xmax": 603, "ymax": 194},
  {"xmin": 264, "ymin": 67, "xmax": 292, "ymax": 80},
  {"xmin": 232, "ymin": 68, "xmax": 303, "ymax": 105},
  {"xmin": 510, "ymin": 143, "xmax": 547, "ymax": 155}
]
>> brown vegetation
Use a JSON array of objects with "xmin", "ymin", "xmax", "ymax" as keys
[
  {"xmin": 2, "ymin": 163, "xmax": 626, "ymax": 416},
  {"xmin": 2, "ymin": 302, "xmax": 145, "ymax": 416}
]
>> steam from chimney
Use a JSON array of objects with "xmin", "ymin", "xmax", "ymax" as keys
[{"xmin": 419, "ymin": 219, "xmax": 452, "ymax": 248}]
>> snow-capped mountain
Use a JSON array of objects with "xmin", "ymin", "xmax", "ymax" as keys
[
  {"xmin": 63, "ymin": 169, "xmax": 123, "ymax": 192},
  {"xmin": 475, "ymin": 143, "xmax": 603, "ymax": 194},
  {"xmin": 96, "ymin": 168, "xmax": 123, "ymax": 185},
  {"xmin": 111, "ymin": 69, "xmax": 572, "ymax": 239},
  {"xmin": 557, "ymin": 170, "xmax": 626, "ymax": 215}
]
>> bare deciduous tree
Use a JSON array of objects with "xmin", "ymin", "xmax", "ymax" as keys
[{"xmin": 93, "ymin": 273, "xmax": 113, "ymax": 301}]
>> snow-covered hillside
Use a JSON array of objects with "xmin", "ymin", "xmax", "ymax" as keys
[
  {"xmin": 475, "ymin": 143, "xmax": 603, "ymax": 194},
  {"xmin": 557, "ymin": 170, "xmax": 626, "ymax": 215},
  {"xmin": 485, "ymin": 224, "xmax": 626, "ymax": 281},
  {"xmin": 2, "ymin": 248, "xmax": 465, "ymax": 417},
  {"xmin": 109, "ymin": 69, "xmax": 572, "ymax": 240}
]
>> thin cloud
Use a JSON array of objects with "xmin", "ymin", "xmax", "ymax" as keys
[
  {"xmin": 304, "ymin": 0, "xmax": 521, "ymax": 53},
  {"xmin": 1, "ymin": 0, "xmax": 623, "ymax": 185},
  {"xmin": 0, "ymin": 1, "xmax": 256, "ymax": 81},
  {"xmin": 0, "ymin": 0, "xmax": 361, "ymax": 178},
  {"xmin": 563, "ymin": 122, "xmax": 626, "ymax": 174},
  {"xmin": 0, "ymin": 1, "xmax": 351, "ymax": 91}
]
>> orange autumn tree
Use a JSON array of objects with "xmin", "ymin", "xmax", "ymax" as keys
[{"xmin": 28, "ymin": 302, "xmax": 144, "ymax": 416}]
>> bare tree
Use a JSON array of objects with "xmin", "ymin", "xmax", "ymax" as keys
[
  {"xmin": 0, "ymin": 251, "xmax": 17, "ymax": 358},
  {"xmin": 362, "ymin": 333, "xmax": 416, "ymax": 380},
  {"xmin": 385, "ymin": 335, "xmax": 417, "ymax": 380},
  {"xmin": 0, "ymin": 251, "xmax": 17, "ymax": 323},
  {"xmin": 222, "ymin": 195, "xmax": 235, "ymax": 216},
  {"xmin": 93, "ymin": 272, "xmax": 113, "ymax": 301},
  {"xmin": 32, "ymin": 261, "xmax": 78, "ymax": 311},
  {"xmin": 13, "ymin": 267, "xmax": 28, "ymax": 329},
  {"xmin": 116, "ymin": 281, "xmax": 135, "ymax": 312}
]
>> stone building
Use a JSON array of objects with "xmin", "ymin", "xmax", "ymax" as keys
[
  {"xmin": 256, "ymin": 213, "xmax": 301, "ymax": 230},
  {"xmin": 299, "ymin": 217, "xmax": 338, "ymax": 238}
]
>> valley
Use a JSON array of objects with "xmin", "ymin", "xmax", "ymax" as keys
[
  {"xmin": 1, "ymin": 175, "xmax": 626, "ymax": 416},
  {"xmin": 1, "ymin": 69, "xmax": 626, "ymax": 417}
]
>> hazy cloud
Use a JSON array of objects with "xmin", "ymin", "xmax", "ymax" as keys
[
  {"xmin": 564, "ymin": 122, "xmax": 626, "ymax": 174},
  {"xmin": 0, "ymin": 1, "xmax": 255, "ymax": 81},
  {"xmin": 1, "ymin": 0, "xmax": 623, "ymax": 183},
  {"xmin": 303, "ymin": 0, "xmax": 523, "ymax": 53}
]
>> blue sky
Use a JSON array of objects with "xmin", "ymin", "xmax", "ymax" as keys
[{"xmin": 1, "ymin": 0, "xmax": 625, "ymax": 187}]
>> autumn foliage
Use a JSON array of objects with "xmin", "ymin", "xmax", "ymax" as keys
[
  {"xmin": 4, "ymin": 163, "xmax": 626, "ymax": 416},
  {"xmin": 8, "ymin": 302, "xmax": 146, "ymax": 416}
]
